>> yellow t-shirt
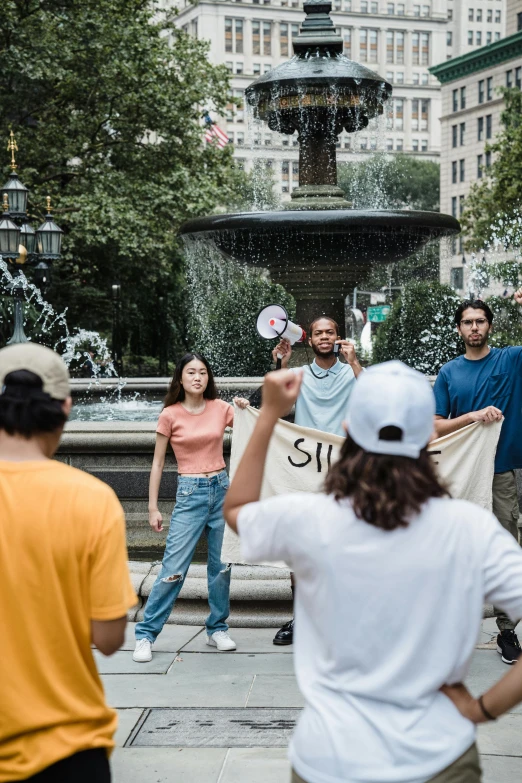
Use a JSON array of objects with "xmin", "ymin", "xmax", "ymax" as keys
[{"xmin": 0, "ymin": 459, "xmax": 137, "ymax": 782}]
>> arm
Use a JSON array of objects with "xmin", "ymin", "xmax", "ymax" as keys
[
  {"xmin": 272, "ymin": 338, "xmax": 292, "ymax": 369},
  {"xmin": 91, "ymin": 617, "xmax": 127, "ymax": 656},
  {"xmin": 223, "ymin": 369, "xmax": 303, "ymax": 532},
  {"xmin": 434, "ymin": 407, "xmax": 503, "ymax": 438},
  {"xmin": 336, "ymin": 340, "xmax": 363, "ymax": 379},
  {"xmin": 149, "ymin": 434, "xmax": 169, "ymax": 532},
  {"xmin": 441, "ymin": 660, "xmax": 522, "ymax": 724}
]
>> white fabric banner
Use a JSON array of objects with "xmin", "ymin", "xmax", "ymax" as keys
[{"xmin": 222, "ymin": 407, "xmax": 502, "ymax": 565}]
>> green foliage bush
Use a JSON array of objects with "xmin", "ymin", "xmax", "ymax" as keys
[{"xmin": 373, "ymin": 280, "xmax": 463, "ymax": 374}]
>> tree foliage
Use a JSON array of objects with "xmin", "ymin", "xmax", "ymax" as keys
[
  {"xmin": 0, "ymin": 0, "xmax": 244, "ymax": 366},
  {"xmin": 338, "ymin": 154, "xmax": 440, "ymax": 211},
  {"xmin": 461, "ymin": 89, "xmax": 522, "ymax": 251},
  {"xmin": 373, "ymin": 280, "xmax": 463, "ymax": 374}
]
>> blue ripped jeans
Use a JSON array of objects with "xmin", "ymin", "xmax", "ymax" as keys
[{"xmin": 135, "ymin": 471, "xmax": 231, "ymax": 642}]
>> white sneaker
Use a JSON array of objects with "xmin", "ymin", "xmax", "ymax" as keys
[
  {"xmin": 206, "ymin": 630, "xmax": 237, "ymax": 651},
  {"xmin": 133, "ymin": 638, "xmax": 153, "ymax": 662}
]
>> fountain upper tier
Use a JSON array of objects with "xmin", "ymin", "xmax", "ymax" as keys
[{"xmin": 179, "ymin": 0, "xmax": 460, "ymax": 325}]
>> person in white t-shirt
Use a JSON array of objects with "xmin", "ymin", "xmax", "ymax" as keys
[{"xmin": 223, "ymin": 361, "xmax": 522, "ymax": 783}]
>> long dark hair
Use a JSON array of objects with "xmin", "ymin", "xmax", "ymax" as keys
[
  {"xmin": 0, "ymin": 370, "xmax": 67, "ymax": 438},
  {"xmin": 164, "ymin": 353, "xmax": 217, "ymax": 408},
  {"xmin": 324, "ymin": 432, "xmax": 448, "ymax": 531}
]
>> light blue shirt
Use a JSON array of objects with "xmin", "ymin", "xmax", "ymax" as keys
[{"xmin": 293, "ymin": 359, "xmax": 356, "ymax": 437}]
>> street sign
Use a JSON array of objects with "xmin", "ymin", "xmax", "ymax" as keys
[
  {"xmin": 370, "ymin": 292, "xmax": 386, "ymax": 305},
  {"xmin": 367, "ymin": 305, "xmax": 391, "ymax": 323}
]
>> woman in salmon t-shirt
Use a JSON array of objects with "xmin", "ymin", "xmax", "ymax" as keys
[{"xmin": 133, "ymin": 353, "xmax": 249, "ymax": 660}]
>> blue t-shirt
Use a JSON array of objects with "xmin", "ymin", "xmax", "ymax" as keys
[
  {"xmin": 433, "ymin": 346, "xmax": 522, "ymax": 474},
  {"xmin": 294, "ymin": 360, "xmax": 356, "ymax": 437}
]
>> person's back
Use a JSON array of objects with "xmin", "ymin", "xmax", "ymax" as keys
[
  {"xmin": 0, "ymin": 344, "xmax": 137, "ymax": 782},
  {"xmin": 225, "ymin": 360, "xmax": 522, "ymax": 783}
]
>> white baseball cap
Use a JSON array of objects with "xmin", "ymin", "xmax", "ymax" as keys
[{"xmin": 345, "ymin": 360, "xmax": 435, "ymax": 458}]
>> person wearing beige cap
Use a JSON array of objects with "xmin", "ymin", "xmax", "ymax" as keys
[
  {"xmin": 224, "ymin": 362, "xmax": 522, "ymax": 783},
  {"xmin": 0, "ymin": 343, "xmax": 137, "ymax": 783}
]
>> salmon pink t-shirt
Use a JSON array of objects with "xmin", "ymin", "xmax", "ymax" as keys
[{"xmin": 156, "ymin": 399, "xmax": 234, "ymax": 474}]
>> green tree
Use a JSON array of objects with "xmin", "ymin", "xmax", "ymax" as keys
[
  {"xmin": 338, "ymin": 154, "xmax": 440, "ymax": 211},
  {"xmin": 461, "ymin": 89, "xmax": 522, "ymax": 251},
  {"xmin": 373, "ymin": 280, "xmax": 463, "ymax": 374},
  {"xmin": 0, "ymin": 0, "xmax": 243, "ymax": 366}
]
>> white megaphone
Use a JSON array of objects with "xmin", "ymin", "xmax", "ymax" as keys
[{"xmin": 256, "ymin": 304, "xmax": 306, "ymax": 368}]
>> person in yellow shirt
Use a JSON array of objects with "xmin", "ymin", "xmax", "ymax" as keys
[{"xmin": 0, "ymin": 343, "xmax": 137, "ymax": 783}]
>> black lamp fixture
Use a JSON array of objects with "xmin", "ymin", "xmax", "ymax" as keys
[{"xmin": 0, "ymin": 131, "xmax": 63, "ymax": 343}]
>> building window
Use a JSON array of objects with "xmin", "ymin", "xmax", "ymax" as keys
[
  {"xmin": 343, "ymin": 28, "xmax": 352, "ymax": 57},
  {"xmin": 344, "ymin": 0, "xmax": 352, "ymax": 8},
  {"xmin": 236, "ymin": 132, "xmax": 244, "ymax": 146},
  {"xmin": 478, "ymin": 80, "xmax": 484, "ymax": 104},
  {"xmin": 476, "ymin": 31, "xmax": 482, "ymax": 46},
  {"xmin": 451, "ymin": 196, "xmax": 457, "ymax": 218},
  {"xmin": 459, "ymin": 195, "xmax": 465, "ymax": 215},
  {"xmin": 487, "ymin": 32, "xmax": 492, "ymax": 45},
  {"xmin": 460, "ymin": 122, "xmax": 466, "ymax": 145},
  {"xmin": 396, "ymin": 71, "xmax": 404, "ymax": 84},
  {"xmin": 387, "ymin": 138, "xmax": 394, "ymax": 150},
  {"xmin": 387, "ymin": 98, "xmax": 404, "ymax": 130},
  {"xmin": 227, "ymin": 88, "xmax": 245, "ymax": 122},
  {"xmin": 371, "ymin": 1, "xmax": 378, "ymax": 11},
  {"xmin": 253, "ymin": 62, "xmax": 260, "ymax": 75},
  {"xmin": 361, "ymin": 0, "xmax": 368, "ymax": 11},
  {"xmin": 225, "ymin": 61, "xmax": 233, "ymax": 71},
  {"xmin": 486, "ymin": 151, "xmax": 492, "ymax": 168},
  {"xmin": 360, "ymin": 137, "xmax": 368, "ymax": 150},
  {"xmin": 506, "ymin": 70, "xmax": 513, "ymax": 88},
  {"xmin": 495, "ymin": 33, "xmax": 501, "ymax": 41},
  {"xmin": 459, "ymin": 158, "xmax": 465, "ymax": 182},
  {"xmin": 518, "ymin": 12, "xmax": 522, "ymax": 31},
  {"xmin": 280, "ymin": 23, "xmax": 289, "ymax": 56},
  {"xmin": 225, "ymin": 18, "xmax": 244, "ymax": 53},
  {"xmin": 468, "ymin": 8, "xmax": 474, "ymax": 22},
  {"xmin": 478, "ymin": 117, "xmax": 484, "ymax": 141},
  {"xmin": 411, "ymin": 99, "xmax": 429, "ymax": 131},
  {"xmin": 387, "ymin": 2, "xmax": 395, "ymax": 13},
  {"xmin": 476, "ymin": 9, "xmax": 482, "ymax": 22},
  {"xmin": 495, "ymin": 10, "xmax": 501, "ymax": 24},
  {"xmin": 468, "ymin": 31, "xmax": 473, "ymax": 45},
  {"xmin": 448, "ymin": 8, "xmax": 452, "ymax": 20},
  {"xmin": 487, "ymin": 9, "xmax": 493, "ymax": 23},
  {"xmin": 487, "ymin": 77, "xmax": 493, "ymax": 101},
  {"xmin": 360, "ymin": 29, "xmax": 378, "ymax": 63},
  {"xmin": 412, "ymin": 139, "xmax": 419, "ymax": 151},
  {"xmin": 452, "ymin": 89, "xmax": 458, "ymax": 112},
  {"xmin": 387, "ymin": 31, "xmax": 404, "ymax": 64},
  {"xmin": 452, "ymin": 161, "xmax": 457, "ymax": 184},
  {"xmin": 235, "ymin": 62, "xmax": 243, "ymax": 74},
  {"xmin": 253, "ymin": 21, "xmax": 272, "ymax": 55},
  {"xmin": 447, "ymin": 31, "xmax": 453, "ymax": 46},
  {"xmin": 451, "ymin": 267, "xmax": 464, "ymax": 290},
  {"xmin": 422, "ymin": 4, "xmax": 429, "ymax": 16},
  {"xmin": 486, "ymin": 115, "xmax": 492, "ymax": 139},
  {"xmin": 460, "ymin": 86, "xmax": 466, "ymax": 110},
  {"xmin": 421, "ymin": 139, "xmax": 428, "ymax": 151},
  {"xmin": 452, "ymin": 125, "xmax": 457, "ymax": 147},
  {"xmin": 516, "ymin": 67, "xmax": 522, "ymax": 90},
  {"xmin": 413, "ymin": 72, "xmax": 420, "ymax": 85},
  {"xmin": 396, "ymin": 138, "xmax": 404, "ymax": 151},
  {"xmin": 421, "ymin": 32, "xmax": 430, "ymax": 65},
  {"xmin": 397, "ymin": 3, "xmax": 405, "ymax": 14},
  {"xmin": 477, "ymin": 154, "xmax": 483, "ymax": 179},
  {"xmin": 413, "ymin": 4, "xmax": 420, "ymax": 16}
]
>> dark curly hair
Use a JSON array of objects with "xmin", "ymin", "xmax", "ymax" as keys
[
  {"xmin": 454, "ymin": 299, "xmax": 493, "ymax": 327},
  {"xmin": 0, "ymin": 370, "xmax": 67, "ymax": 438},
  {"xmin": 324, "ymin": 431, "xmax": 449, "ymax": 531}
]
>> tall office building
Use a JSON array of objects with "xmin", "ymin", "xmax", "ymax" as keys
[
  {"xmin": 446, "ymin": 0, "xmax": 507, "ymax": 59},
  {"xmin": 430, "ymin": 0, "xmax": 520, "ymax": 296}
]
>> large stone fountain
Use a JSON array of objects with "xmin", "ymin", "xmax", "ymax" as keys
[{"xmin": 180, "ymin": 0, "xmax": 460, "ymax": 326}]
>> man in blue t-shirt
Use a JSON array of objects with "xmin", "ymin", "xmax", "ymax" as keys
[
  {"xmin": 270, "ymin": 316, "xmax": 363, "ymax": 645},
  {"xmin": 434, "ymin": 293, "xmax": 522, "ymax": 665}
]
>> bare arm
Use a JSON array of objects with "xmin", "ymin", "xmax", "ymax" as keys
[
  {"xmin": 91, "ymin": 616, "xmax": 127, "ymax": 656},
  {"xmin": 442, "ymin": 658, "xmax": 522, "ymax": 724},
  {"xmin": 224, "ymin": 369, "xmax": 303, "ymax": 533},
  {"xmin": 149, "ymin": 433, "xmax": 169, "ymax": 532},
  {"xmin": 434, "ymin": 407, "xmax": 503, "ymax": 438}
]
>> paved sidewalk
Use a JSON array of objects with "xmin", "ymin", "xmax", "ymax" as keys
[{"xmin": 99, "ymin": 618, "xmax": 522, "ymax": 782}]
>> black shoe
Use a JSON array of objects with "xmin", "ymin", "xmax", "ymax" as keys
[
  {"xmin": 497, "ymin": 630, "xmax": 522, "ymax": 664},
  {"xmin": 273, "ymin": 619, "xmax": 294, "ymax": 646}
]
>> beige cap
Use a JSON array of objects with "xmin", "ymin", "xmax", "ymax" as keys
[{"xmin": 0, "ymin": 343, "xmax": 70, "ymax": 400}]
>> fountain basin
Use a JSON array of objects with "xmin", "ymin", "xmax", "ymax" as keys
[{"xmin": 180, "ymin": 210, "xmax": 460, "ymax": 268}]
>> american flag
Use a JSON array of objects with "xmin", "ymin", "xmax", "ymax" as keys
[{"xmin": 204, "ymin": 113, "xmax": 229, "ymax": 149}]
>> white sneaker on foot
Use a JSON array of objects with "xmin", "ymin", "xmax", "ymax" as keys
[
  {"xmin": 133, "ymin": 638, "xmax": 153, "ymax": 662},
  {"xmin": 206, "ymin": 630, "xmax": 237, "ymax": 651}
]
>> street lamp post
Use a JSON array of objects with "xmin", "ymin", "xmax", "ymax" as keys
[
  {"xmin": 111, "ymin": 283, "xmax": 123, "ymax": 374},
  {"xmin": 0, "ymin": 132, "xmax": 63, "ymax": 344}
]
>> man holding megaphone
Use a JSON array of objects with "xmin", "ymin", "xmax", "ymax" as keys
[{"xmin": 270, "ymin": 314, "xmax": 363, "ymax": 645}]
